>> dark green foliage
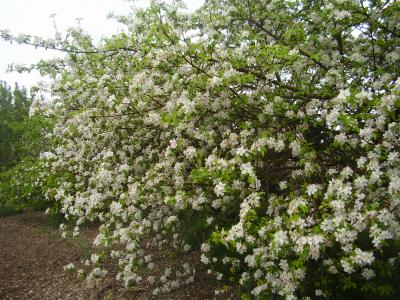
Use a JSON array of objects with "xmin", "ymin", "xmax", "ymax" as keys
[{"xmin": 0, "ymin": 81, "xmax": 50, "ymax": 215}]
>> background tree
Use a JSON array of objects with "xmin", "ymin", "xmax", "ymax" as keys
[{"xmin": 0, "ymin": 81, "xmax": 50, "ymax": 214}]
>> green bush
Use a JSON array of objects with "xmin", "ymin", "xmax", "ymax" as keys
[{"xmin": 0, "ymin": 81, "xmax": 51, "ymax": 215}]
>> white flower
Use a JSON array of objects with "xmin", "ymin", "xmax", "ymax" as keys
[
  {"xmin": 360, "ymin": 127, "xmax": 373, "ymax": 142},
  {"xmin": 370, "ymin": 224, "xmax": 392, "ymax": 248},
  {"xmin": 90, "ymin": 267, "xmax": 108, "ymax": 278},
  {"xmin": 214, "ymin": 181, "xmax": 226, "ymax": 197},
  {"xmin": 350, "ymin": 52, "xmax": 366, "ymax": 62},
  {"xmin": 77, "ymin": 269, "xmax": 84, "ymax": 278},
  {"xmin": 334, "ymin": 132, "xmax": 347, "ymax": 144},
  {"xmin": 315, "ymin": 289, "xmax": 323, "ymax": 296},
  {"xmin": 306, "ymin": 184, "xmax": 320, "ymax": 196},
  {"xmin": 328, "ymin": 265, "xmax": 338, "ymax": 274},
  {"xmin": 273, "ymin": 230, "xmax": 288, "ymax": 247},
  {"xmin": 337, "ymin": 183, "xmax": 352, "ymax": 199},
  {"xmin": 341, "ymin": 259, "xmax": 354, "ymax": 273},
  {"xmin": 354, "ymin": 176, "xmax": 368, "ymax": 189},
  {"xmin": 91, "ymin": 253, "xmax": 100, "ymax": 264},
  {"xmin": 353, "ymin": 248, "xmax": 374, "ymax": 266},
  {"xmin": 169, "ymin": 139, "xmax": 177, "ymax": 149},
  {"xmin": 110, "ymin": 201, "xmax": 122, "ymax": 215},
  {"xmin": 340, "ymin": 166, "xmax": 353, "ymax": 178},
  {"xmin": 236, "ymin": 146, "xmax": 248, "ymax": 156},
  {"xmin": 201, "ymin": 243, "xmax": 211, "ymax": 252},
  {"xmin": 388, "ymin": 152, "xmax": 399, "ymax": 163},
  {"xmin": 240, "ymin": 162, "xmax": 254, "ymax": 176},
  {"xmin": 355, "ymin": 90, "xmax": 372, "ymax": 101},
  {"xmin": 357, "ymin": 156, "xmax": 367, "ymax": 168},
  {"xmin": 326, "ymin": 108, "xmax": 340, "ymax": 126},
  {"xmin": 210, "ymin": 76, "xmax": 222, "ymax": 86},
  {"xmin": 63, "ymin": 263, "xmax": 75, "ymax": 271},
  {"xmin": 200, "ymin": 254, "xmax": 210, "ymax": 264},
  {"xmin": 73, "ymin": 226, "xmax": 80, "ymax": 237},
  {"xmin": 279, "ymin": 181, "xmax": 287, "ymax": 190},
  {"xmin": 166, "ymin": 215, "xmax": 177, "ymax": 224},
  {"xmin": 183, "ymin": 146, "xmax": 196, "ymax": 158},
  {"xmin": 389, "ymin": 175, "xmax": 400, "ymax": 194},
  {"xmin": 336, "ymin": 89, "xmax": 350, "ymax": 102},
  {"xmin": 147, "ymin": 275, "xmax": 155, "ymax": 284},
  {"xmin": 236, "ymin": 242, "xmax": 247, "ymax": 254},
  {"xmin": 334, "ymin": 10, "xmax": 351, "ymax": 20},
  {"xmin": 290, "ymin": 140, "xmax": 301, "ymax": 156},
  {"xmin": 361, "ymin": 268, "xmax": 375, "ymax": 280}
]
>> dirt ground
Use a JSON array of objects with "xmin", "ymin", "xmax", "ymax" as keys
[{"xmin": 0, "ymin": 212, "xmax": 237, "ymax": 300}]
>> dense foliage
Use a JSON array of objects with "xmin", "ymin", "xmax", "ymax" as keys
[
  {"xmin": 0, "ymin": 81, "xmax": 49, "ymax": 214},
  {"xmin": 2, "ymin": 0, "xmax": 400, "ymax": 298},
  {"xmin": 0, "ymin": 81, "xmax": 31, "ymax": 170}
]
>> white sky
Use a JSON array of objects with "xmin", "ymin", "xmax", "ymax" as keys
[{"xmin": 0, "ymin": 0, "xmax": 204, "ymax": 89}]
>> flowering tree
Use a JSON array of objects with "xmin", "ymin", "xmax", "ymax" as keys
[{"xmin": 2, "ymin": 0, "xmax": 400, "ymax": 298}]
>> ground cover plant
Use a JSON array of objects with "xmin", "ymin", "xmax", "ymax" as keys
[{"xmin": 1, "ymin": 0, "xmax": 400, "ymax": 298}]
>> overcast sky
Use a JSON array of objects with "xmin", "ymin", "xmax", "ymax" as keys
[{"xmin": 0, "ymin": 0, "xmax": 204, "ymax": 89}]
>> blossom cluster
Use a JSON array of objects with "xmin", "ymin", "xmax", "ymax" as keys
[{"xmin": 5, "ymin": 0, "xmax": 400, "ymax": 298}]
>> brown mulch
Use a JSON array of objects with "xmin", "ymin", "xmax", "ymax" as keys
[{"xmin": 0, "ymin": 212, "xmax": 238, "ymax": 300}]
